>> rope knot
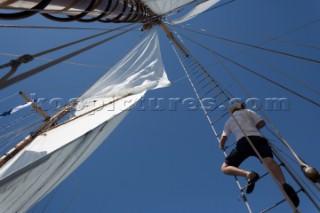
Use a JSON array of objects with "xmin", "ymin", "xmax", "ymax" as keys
[
  {"xmin": 8, "ymin": 54, "xmax": 34, "ymax": 69},
  {"xmin": 17, "ymin": 54, "xmax": 34, "ymax": 64}
]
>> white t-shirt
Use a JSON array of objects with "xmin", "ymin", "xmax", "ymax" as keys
[{"xmin": 222, "ymin": 109, "xmax": 263, "ymax": 141}]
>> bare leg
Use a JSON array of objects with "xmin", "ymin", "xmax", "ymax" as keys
[
  {"xmin": 221, "ymin": 162, "xmax": 260, "ymax": 194},
  {"xmin": 262, "ymin": 157, "xmax": 286, "ymax": 185},
  {"xmin": 221, "ymin": 162, "xmax": 251, "ymax": 178}
]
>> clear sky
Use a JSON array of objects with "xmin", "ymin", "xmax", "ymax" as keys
[{"xmin": 0, "ymin": 0, "xmax": 319, "ymax": 212}]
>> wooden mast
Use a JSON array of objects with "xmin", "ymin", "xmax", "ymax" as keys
[
  {"xmin": 19, "ymin": 91, "xmax": 50, "ymax": 120},
  {"xmin": 158, "ymin": 21, "xmax": 189, "ymax": 57}
]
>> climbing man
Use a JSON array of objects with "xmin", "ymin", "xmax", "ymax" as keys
[{"xmin": 219, "ymin": 102, "xmax": 299, "ymax": 207}]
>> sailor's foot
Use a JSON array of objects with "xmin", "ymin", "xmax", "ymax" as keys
[
  {"xmin": 246, "ymin": 171, "xmax": 260, "ymax": 194},
  {"xmin": 283, "ymin": 183, "xmax": 300, "ymax": 207}
]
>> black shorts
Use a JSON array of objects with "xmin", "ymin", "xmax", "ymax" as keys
[{"xmin": 225, "ymin": 136, "xmax": 273, "ymax": 167}]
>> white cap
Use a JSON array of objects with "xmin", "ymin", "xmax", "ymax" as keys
[{"xmin": 229, "ymin": 102, "xmax": 245, "ymax": 113}]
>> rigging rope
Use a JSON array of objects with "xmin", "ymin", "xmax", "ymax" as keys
[
  {"xmin": 172, "ymin": 21, "xmax": 320, "ymax": 90},
  {"xmin": 0, "ymin": 23, "xmax": 138, "ymax": 89},
  {"xmin": 32, "ymin": 23, "xmax": 134, "ymax": 58},
  {"xmin": 0, "ymin": 117, "xmax": 44, "ymax": 153},
  {"xmin": 179, "ymin": 34, "xmax": 320, "ymax": 107},
  {"xmin": 173, "ymin": 22, "xmax": 320, "ymax": 95},
  {"xmin": 0, "ymin": 112, "xmax": 36, "ymax": 133},
  {"xmin": 175, "ymin": 26, "xmax": 320, "ymax": 65},
  {"xmin": 276, "ymin": 18, "xmax": 320, "ymax": 42},
  {"xmin": 210, "ymin": 17, "xmax": 320, "ymax": 52},
  {"xmin": 228, "ymin": 29, "xmax": 320, "ymax": 51},
  {"xmin": 243, "ymin": 52, "xmax": 320, "ymax": 96},
  {"xmin": 0, "ymin": 52, "xmax": 112, "ymax": 70},
  {"xmin": 0, "ymin": 92, "xmax": 18, "ymax": 102}
]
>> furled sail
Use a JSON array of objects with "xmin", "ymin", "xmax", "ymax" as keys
[
  {"xmin": 0, "ymin": 0, "xmax": 156, "ymax": 22},
  {"xmin": 0, "ymin": 29, "xmax": 169, "ymax": 213}
]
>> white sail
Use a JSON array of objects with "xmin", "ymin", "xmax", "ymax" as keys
[
  {"xmin": 141, "ymin": 0, "xmax": 194, "ymax": 15},
  {"xmin": 78, "ymin": 28, "xmax": 170, "ymax": 113},
  {"xmin": 0, "ymin": 94, "xmax": 143, "ymax": 213},
  {"xmin": 0, "ymin": 29, "xmax": 169, "ymax": 213},
  {"xmin": 169, "ymin": 0, "xmax": 220, "ymax": 24}
]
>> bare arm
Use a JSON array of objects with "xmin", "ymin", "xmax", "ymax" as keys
[
  {"xmin": 219, "ymin": 136, "xmax": 228, "ymax": 149},
  {"xmin": 256, "ymin": 120, "xmax": 266, "ymax": 129}
]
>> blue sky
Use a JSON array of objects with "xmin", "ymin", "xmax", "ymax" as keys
[{"xmin": 0, "ymin": 0, "xmax": 319, "ymax": 212}]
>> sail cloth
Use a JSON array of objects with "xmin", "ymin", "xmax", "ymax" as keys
[
  {"xmin": 0, "ymin": 29, "xmax": 170, "ymax": 213},
  {"xmin": 79, "ymin": 29, "xmax": 170, "ymax": 101},
  {"xmin": 141, "ymin": 0, "xmax": 220, "ymax": 24},
  {"xmin": 169, "ymin": 0, "xmax": 221, "ymax": 24},
  {"xmin": 76, "ymin": 29, "xmax": 170, "ymax": 115},
  {"xmin": 141, "ymin": 0, "xmax": 194, "ymax": 15}
]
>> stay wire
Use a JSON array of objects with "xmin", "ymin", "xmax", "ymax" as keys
[
  {"xmin": 179, "ymin": 33, "xmax": 320, "ymax": 108},
  {"xmin": 214, "ymin": 17, "xmax": 320, "ymax": 51},
  {"xmin": 199, "ymin": 29, "xmax": 320, "ymax": 96},
  {"xmin": 0, "ymin": 52, "xmax": 112, "ymax": 70},
  {"xmin": 0, "ymin": 92, "xmax": 18, "ymax": 102},
  {"xmin": 0, "ymin": 24, "xmax": 139, "ymax": 89},
  {"xmin": 0, "ymin": 22, "xmax": 135, "ymax": 68},
  {"xmin": 174, "ymin": 25, "xmax": 320, "ymax": 65},
  {"xmin": 0, "ymin": 29, "xmax": 149, "ymax": 92},
  {"xmin": 0, "ymin": 112, "xmax": 36, "ymax": 134},
  {"xmin": 229, "ymin": 28, "xmax": 320, "ymax": 51},
  {"xmin": 0, "ymin": 117, "xmax": 44, "ymax": 153},
  {"xmin": 243, "ymin": 51, "xmax": 320, "ymax": 96},
  {"xmin": 277, "ymin": 18, "xmax": 320, "ymax": 40},
  {"xmin": 174, "ymin": 24, "xmax": 320, "ymax": 96},
  {"xmin": 33, "ymin": 23, "xmax": 135, "ymax": 58},
  {"xmin": 172, "ymin": 17, "xmax": 320, "ymax": 66}
]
